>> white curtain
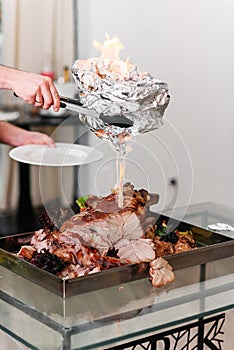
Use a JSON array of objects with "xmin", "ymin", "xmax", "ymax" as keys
[
  {"xmin": 2, "ymin": 0, "xmax": 74, "ymax": 76},
  {"xmin": 0, "ymin": 0, "xmax": 75, "ymax": 211}
]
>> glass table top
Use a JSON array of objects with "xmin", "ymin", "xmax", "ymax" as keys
[{"xmin": 0, "ymin": 202, "xmax": 234, "ymax": 350}]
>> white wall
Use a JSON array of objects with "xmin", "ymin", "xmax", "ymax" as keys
[{"xmin": 76, "ymin": 0, "xmax": 234, "ymax": 210}]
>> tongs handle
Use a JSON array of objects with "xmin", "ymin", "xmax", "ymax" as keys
[
  {"xmin": 59, "ymin": 95, "xmax": 100, "ymax": 117},
  {"xmin": 59, "ymin": 95, "xmax": 83, "ymax": 108}
]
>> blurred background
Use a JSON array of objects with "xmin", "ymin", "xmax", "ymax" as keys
[{"xmin": 0, "ymin": 0, "xmax": 234, "ymax": 218}]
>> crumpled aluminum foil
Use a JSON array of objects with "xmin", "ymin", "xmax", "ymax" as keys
[{"xmin": 71, "ymin": 57, "xmax": 170, "ymax": 136}]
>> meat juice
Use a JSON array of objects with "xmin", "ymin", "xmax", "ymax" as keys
[
  {"xmin": 79, "ymin": 112, "xmax": 136, "ymax": 209},
  {"xmin": 116, "ymin": 156, "xmax": 125, "ymax": 208}
]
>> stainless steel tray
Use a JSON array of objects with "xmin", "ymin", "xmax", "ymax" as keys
[{"xmin": 0, "ymin": 214, "xmax": 233, "ymax": 297}]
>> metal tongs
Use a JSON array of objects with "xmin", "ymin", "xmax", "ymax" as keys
[
  {"xmin": 60, "ymin": 95, "xmax": 134, "ymax": 127},
  {"xmin": 13, "ymin": 93, "xmax": 134, "ymax": 127},
  {"xmin": 208, "ymin": 222, "xmax": 234, "ymax": 233},
  {"xmin": 59, "ymin": 95, "xmax": 99, "ymax": 118},
  {"xmin": 13, "ymin": 92, "xmax": 98, "ymax": 117}
]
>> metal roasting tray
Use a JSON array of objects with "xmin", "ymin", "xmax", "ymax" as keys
[{"xmin": 0, "ymin": 214, "xmax": 233, "ymax": 297}]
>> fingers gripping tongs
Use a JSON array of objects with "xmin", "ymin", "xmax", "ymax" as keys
[
  {"xmin": 13, "ymin": 93, "xmax": 134, "ymax": 127},
  {"xmin": 13, "ymin": 92, "xmax": 98, "ymax": 118}
]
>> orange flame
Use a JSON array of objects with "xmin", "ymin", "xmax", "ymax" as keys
[{"xmin": 93, "ymin": 33, "xmax": 124, "ymax": 60}]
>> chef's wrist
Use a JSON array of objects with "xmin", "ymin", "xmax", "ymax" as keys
[{"xmin": 0, "ymin": 65, "xmax": 24, "ymax": 93}]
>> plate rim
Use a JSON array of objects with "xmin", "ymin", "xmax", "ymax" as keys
[{"xmin": 9, "ymin": 142, "xmax": 103, "ymax": 167}]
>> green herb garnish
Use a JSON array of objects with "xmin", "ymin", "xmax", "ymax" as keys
[
  {"xmin": 155, "ymin": 222, "xmax": 179, "ymax": 243},
  {"xmin": 155, "ymin": 225, "xmax": 168, "ymax": 238},
  {"xmin": 76, "ymin": 195, "xmax": 88, "ymax": 210}
]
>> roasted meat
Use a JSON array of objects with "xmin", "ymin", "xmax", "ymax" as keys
[
  {"xmin": 18, "ymin": 245, "xmax": 36, "ymax": 260},
  {"xmin": 153, "ymin": 238, "xmax": 174, "ymax": 258},
  {"xmin": 61, "ymin": 210, "xmax": 145, "ymax": 253},
  {"xmin": 18, "ymin": 230, "xmax": 129, "ymax": 279},
  {"xmin": 174, "ymin": 233, "xmax": 197, "ymax": 253},
  {"xmin": 85, "ymin": 182, "xmax": 159, "ymax": 216},
  {"xmin": 149, "ymin": 257, "xmax": 175, "ymax": 288},
  {"xmin": 145, "ymin": 222, "xmax": 196, "ymax": 258},
  {"xmin": 60, "ymin": 183, "xmax": 158, "ymax": 257},
  {"xmin": 16, "ymin": 184, "xmax": 196, "ymax": 289}
]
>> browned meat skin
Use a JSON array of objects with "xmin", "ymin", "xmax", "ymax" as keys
[
  {"xmin": 153, "ymin": 238, "xmax": 174, "ymax": 258},
  {"xmin": 85, "ymin": 193, "xmax": 119, "ymax": 213},
  {"xmin": 17, "ymin": 245, "xmax": 36, "ymax": 260},
  {"xmin": 174, "ymin": 234, "xmax": 197, "ymax": 253},
  {"xmin": 55, "ymin": 245, "xmax": 128, "ymax": 274},
  {"xmin": 56, "ymin": 243, "xmax": 129, "ymax": 278},
  {"xmin": 53, "ymin": 248, "xmax": 77, "ymax": 264},
  {"xmin": 149, "ymin": 257, "xmax": 175, "ymax": 288},
  {"xmin": 38, "ymin": 207, "xmax": 72, "ymax": 231},
  {"xmin": 85, "ymin": 182, "xmax": 159, "ymax": 216}
]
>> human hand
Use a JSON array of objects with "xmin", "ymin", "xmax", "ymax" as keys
[
  {"xmin": 0, "ymin": 122, "xmax": 55, "ymax": 147},
  {"xmin": 8, "ymin": 68, "xmax": 60, "ymax": 112},
  {"xmin": 17, "ymin": 130, "xmax": 56, "ymax": 147}
]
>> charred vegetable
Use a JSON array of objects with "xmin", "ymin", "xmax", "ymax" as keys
[
  {"xmin": 30, "ymin": 250, "xmax": 68, "ymax": 274},
  {"xmin": 38, "ymin": 208, "xmax": 72, "ymax": 231}
]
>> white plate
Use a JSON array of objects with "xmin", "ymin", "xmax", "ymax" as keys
[
  {"xmin": 0, "ymin": 111, "xmax": 20, "ymax": 121},
  {"xmin": 9, "ymin": 143, "xmax": 103, "ymax": 167}
]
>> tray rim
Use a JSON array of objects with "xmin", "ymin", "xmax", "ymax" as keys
[{"xmin": 0, "ymin": 215, "xmax": 233, "ymax": 297}]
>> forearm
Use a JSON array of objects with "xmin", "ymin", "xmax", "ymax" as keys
[
  {"xmin": 0, "ymin": 65, "xmax": 17, "ymax": 90},
  {"xmin": 0, "ymin": 121, "xmax": 29, "ymax": 146},
  {"xmin": 0, "ymin": 121, "xmax": 55, "ymax": 147}
]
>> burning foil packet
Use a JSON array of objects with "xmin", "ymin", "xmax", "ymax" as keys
[{"xmin": 71, "ymin": 57, "xmax": 170, "ymax": 135}]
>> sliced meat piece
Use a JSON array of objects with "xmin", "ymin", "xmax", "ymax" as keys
[
  {"xmin": 55, "ymin": 232, "xmax": 82, "ymax": 252},
  {"xmin": 114, "ymin": 238, "xmax": 155, "ymax": 263},
  {"xmin": 59, "ymin": 264, "xmax": 91, "ymax": 279},
  {"xmin": 149, "ymin": 257, "xmax": 175, "ymax": 288},
  {"xmin": 150, "ymin": 267, "xmax": 175, "ymax": 288},
  {"xmin": 17, "ymin": 245, "xmax": 36, "ymax": 260},
  {"xmin": 150, "ymin": 257, "xmax": 173, "ymax": 271},
  {"xmin": 31, "ymin": 229, "xmax": 56, "ymax": 252},
  {"xmin": 61, "ymin": 211, "xmax": 143, "ymax": 253}
]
